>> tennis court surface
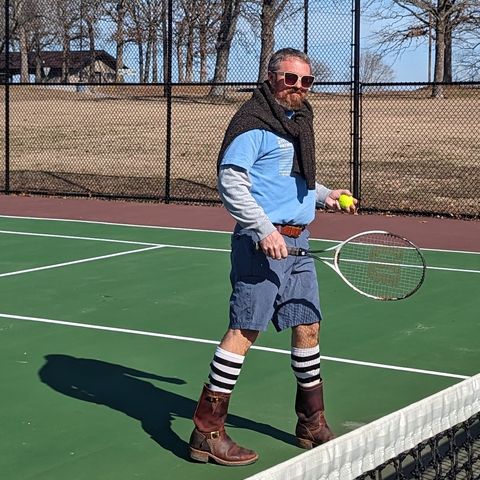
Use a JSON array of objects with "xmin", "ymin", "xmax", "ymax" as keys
[{"xmin": 1, "ymin": 196, "xmax": 479, "ymax": 480}]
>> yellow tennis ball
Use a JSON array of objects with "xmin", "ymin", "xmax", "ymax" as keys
[{"xmin": 338, "ymin": 194, "xmax": 354, "ymax": 209}]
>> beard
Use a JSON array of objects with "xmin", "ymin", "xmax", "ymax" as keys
[{"xmin": 275, "ymin": 88, "xmax": 308, "ymax": 110}]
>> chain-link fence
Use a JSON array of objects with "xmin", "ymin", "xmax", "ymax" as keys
[
  {"xmin": 1, "ymin": 0, "xmax": 479, "ymax": 218},
  {"xmin": 360, "ymin": 83, "xmax": 479, "ymax": 216}
]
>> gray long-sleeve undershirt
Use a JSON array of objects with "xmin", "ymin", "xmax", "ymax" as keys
[{"xmin": 217, "ymin": 166, "xmax": 332, "ymax": 240}]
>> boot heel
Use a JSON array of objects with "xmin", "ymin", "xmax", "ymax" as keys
[
  {"xmin": 189, "ymin": 447, "xmax": 210, "ymax": 463},
  {"xmin": 297, "ymin": 437, "xmax": 314, "ymax": 449}
]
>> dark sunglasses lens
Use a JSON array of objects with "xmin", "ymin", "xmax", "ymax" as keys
[
  {"xmin": 284, "ymin": 72, "xmax": 299, "ymax": 86},
  {"xmin": 301, "ymin": 76, "xmax": 315, "ymax": 88}
]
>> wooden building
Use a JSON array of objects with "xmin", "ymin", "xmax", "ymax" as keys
[{"xmin": 0, "ymin": 50, "xmax": 129, "ymax": 83}]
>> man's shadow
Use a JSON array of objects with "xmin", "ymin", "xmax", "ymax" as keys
[{"xmin": 38, "ymin": 354, "xmax": 296, "ymax": 460}]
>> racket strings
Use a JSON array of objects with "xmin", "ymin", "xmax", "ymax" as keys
[{"xmin": 336, "ymin": 233, "xmax": 425, "ymax": 300}]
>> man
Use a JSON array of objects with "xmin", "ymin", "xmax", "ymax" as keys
[{"xmin": 189, "ymin": 48, "xmax": 357, "ymax": 466}]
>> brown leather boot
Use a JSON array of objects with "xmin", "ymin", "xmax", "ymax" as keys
[
  {"xmin": 295, "ymin": 381, "xmax": 335, "ymax": 449},
  {"xmin": 189, "ymin": 385, "xmax": 259, "ymax": 466}
]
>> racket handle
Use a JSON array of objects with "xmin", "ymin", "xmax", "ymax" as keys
[
  {"xmin": 255, "ymin": 244, "xmax": 307, "ymax": 256},
  {"xmin": 286, "ymin": 247, "xmax": 308, "ymax": 256}
]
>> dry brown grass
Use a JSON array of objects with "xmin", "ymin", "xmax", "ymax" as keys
[{"xmin": 0, "ymin": 84, "xmax": 478, "ymax": 216}]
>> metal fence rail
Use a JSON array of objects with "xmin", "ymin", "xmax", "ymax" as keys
[{"xmin": 1, "ymin": 0, "xmax": 479, "ymax": 218}]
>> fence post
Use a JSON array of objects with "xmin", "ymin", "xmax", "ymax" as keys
[
  {"xmin": 352, "ymin": 0, "xmax": 361, "ymax": 201},
  {"xmin": 304, "ymin": 0, "xmax": 309, "ymax": 54},
  {"xmin": 4, "ymin": 0, "xmax": 10, "ymax": 193},
  {"xmin": 164, "ymin": 0, "xmax": 173, "ymax": 203}
]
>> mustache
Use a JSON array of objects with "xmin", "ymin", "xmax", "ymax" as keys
[{"xmin": 283, "ymin": 88, "xmax": 306, "ymax": 95}]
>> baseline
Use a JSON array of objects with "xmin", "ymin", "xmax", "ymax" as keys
[
  {"xmin": 0, "ymin": 215, "xmax": 479, "ymax": 256},
  {"xmin": 0, "ymin": 229, "xmax": 477, "ymax": 275}
]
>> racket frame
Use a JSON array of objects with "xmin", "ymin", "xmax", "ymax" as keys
[{"xmin": 290, "ymin": 230, "xmax": 426, "ymax": 301}]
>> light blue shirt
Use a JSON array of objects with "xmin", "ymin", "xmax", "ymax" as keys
[{"xmin": 220, "ymin": 129, "xmax": 316, "ymax": 225}]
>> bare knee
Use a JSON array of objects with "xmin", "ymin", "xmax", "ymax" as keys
[
  {"xmin": 292, "ymin": 323, "xmax": 319, "ymax": 348},
  {"xmin": 220, "ymin": 328, "xmax": 260, "ymax": 355}
]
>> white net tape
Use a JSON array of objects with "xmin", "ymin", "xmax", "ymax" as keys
[{"xmin": 246, "ymin": 373, "xmax": 480, "ymax": 480}]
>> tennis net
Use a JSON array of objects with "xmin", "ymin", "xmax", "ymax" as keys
[{"xmin": 246, "ymin": 373, "xmax": 479, "ymax": 480}]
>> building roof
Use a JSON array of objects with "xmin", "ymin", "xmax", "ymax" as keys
[{"xmin": 0, "ymin": 50, "xmax": 127, "ymax": 71}]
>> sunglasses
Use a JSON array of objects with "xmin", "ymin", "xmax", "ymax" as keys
[{"xmin": 271, "ymin": 71, "xmax": 315, "ymax": 89}]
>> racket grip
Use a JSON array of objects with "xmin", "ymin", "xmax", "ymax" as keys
[
  {"xmin": 255, "ymin": 243, "xmax": 306, "ymax": 256},
  {"xmin": 286, "ymin": 246, "xmax": 307, "ymax": 256}
]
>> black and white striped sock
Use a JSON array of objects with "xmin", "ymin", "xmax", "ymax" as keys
[
  {"xmin": 208, "ymin": 346, "xmax": 245, "ymax": 394},
  {"xmin": 291, "ymin": 345, "xmax": 321, "ymax": 388}
]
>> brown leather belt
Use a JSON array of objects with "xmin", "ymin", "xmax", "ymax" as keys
[{"xmin": 274, "ymin": 224, "xmax": 305, "ymax": 238}]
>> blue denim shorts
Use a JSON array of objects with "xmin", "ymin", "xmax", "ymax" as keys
[{"xmin": 228, "ymin": 226, "xmax": 322, "ymax": 332}]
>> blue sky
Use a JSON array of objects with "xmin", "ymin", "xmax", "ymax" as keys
[{"xmin": 386, "ymin": 49, "xmax": 431, "ymax": 82}]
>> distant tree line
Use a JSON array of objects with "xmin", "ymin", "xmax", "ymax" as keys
[
  {"xmin": 1, "ymin": 0, "xmax": 479, "ymax": 96},
  {"xmin": 2, "ymin": 0, "xmax": 290, "ymax": 87},
  {"xmin": 365, "ymin": 0, "xmax": 480, "ymax": 95}
]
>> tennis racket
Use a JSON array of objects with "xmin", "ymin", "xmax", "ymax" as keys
[{"xmin": 278, "ymin": 230, "xmax": 425, "ymax": 301}]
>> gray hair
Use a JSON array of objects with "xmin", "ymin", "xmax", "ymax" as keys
[{"xmin": 267, "ymin": 48, "xmax": 312, "ymax": 73}]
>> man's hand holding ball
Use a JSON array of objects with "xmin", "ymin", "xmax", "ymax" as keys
[{"xmin": 325, "ymin": 190, "xmax": 358, "ymax": 213}]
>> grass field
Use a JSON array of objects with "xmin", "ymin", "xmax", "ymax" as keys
[{"xmin": 0, "ymin": 84, "xmax": 478, "ymax": 216}]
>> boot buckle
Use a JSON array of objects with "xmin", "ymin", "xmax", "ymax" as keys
[{"xmin": 208, "ymin": 431, "xmax": 220, "ymax": 439}]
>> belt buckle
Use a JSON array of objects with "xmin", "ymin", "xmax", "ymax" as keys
[
  {"xmin": 286, "ymin": 226, "xmax": 296, "ymax": 237},
  {"xmin": 286, "ymin": 225, "xmax": 302, "ymax": 238},
  {"xmin": 275, "ymin": 224, "xmax": 304, "ymax": 238}
]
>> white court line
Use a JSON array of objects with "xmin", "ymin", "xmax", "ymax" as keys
[
  {"xmin": 0, "ymin": 214, "xmax": 479, "ymax": 256},
  {"xmin": 0, "ymin": 214, "xmax": 229, "ymax": 234},
  {"xmin": 426, "ymin": 265, "xmax": 480, "ymax": 274},
  {"xmin": 0, "ymin": 229, "xmax": 230, "ymax": 253},
  {"xmin": 317, "ymin": 254, "xmax": 480, "ymax": 274},
  {"xmin": 0, "ymin": 312, "xmax": 469, "ymax": 380},
  {"xmin": 0, "ymin": 245, "xmax": 164, "ymax": 278},
  {"xmin": 0, "ymin": 229, "xmax": 158, "ymax": 247},
  {"xmin": 0, "ymin": 229, "xmax": 477, "ymax": 275}
]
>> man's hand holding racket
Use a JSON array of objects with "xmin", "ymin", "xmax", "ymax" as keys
[{"xmin": 259, "ymin": 229, "xmax": 289, "ymax": 260}]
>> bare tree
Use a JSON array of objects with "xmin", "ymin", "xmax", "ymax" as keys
[
  {"xmin": 104, "ymin": 0, "xmax": 143, "ymax": 82},
  {"xmin": 310, "ymin": 58, "xmax": 331, "ymax": 81},
  {"xmin": 241, "ymin": 0, "xmax": 304, "ymax": 83},
  {"xmin": 177, "ymin": 0, "xmax": 196, "ymax": 81},
  {"xmin": 451, "ymin": 2, "xmax": 480, "ymax": 80},
  {"xmin": 173, "ymin": 0, "xmax": 222, "ymax": 82},
  {"xmin": 30, "ymin": 1, "xmax": 56, "ymax": 82},
  {"xmin": 174, "ymin": 15, "xmax": 187, "ymax": 82},
  {"xmin": 105, "ymin": 0, "xmax": 128, "ymax": 82},
  {"xmin": 8, "ymin": 0, "xmax": 43, "ymax": 82},
  {"xmin": 79, "ymin": 0, "xmax": 103, "ymax": 82},
  {"xmin": 257, "ymin": 0, "xmax": 302, "ymax": 82},
  {"xmin": 360, "ymin": 50, "xmax": 395, "ymax": 83},
  {"xmin": 130, "ymin": 0, "xmax": 164, "ymax": 82},
  {"xmin": 160, "ymin": 0, "xmax": 168, "ymax": 83},
  {"xmin": 209, "ymin": 0, "xmax": 243, "ymax": 97},
  {"xmin": 125, "ymin": 0, "xmax": 146, "ymax": 81},
  {"xmin": 456, "ymin": 33, "xmax": 480, "ymax": 79},
  {"xmin": 0, "ymin": 1, "xmax": 7, "ymax": 55},
  {"xmin": 197, "ymin": 0, "xmax": 222, "ymax": 82},
  {"xmin": 365, "ymin": 0, "xmax": 480, "ymax": 97},
  {"xmin": 49, "ymin": 0, "xmax": 81, "ymax": 82}
]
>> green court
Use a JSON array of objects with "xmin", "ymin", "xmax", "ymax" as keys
[{"xmin": 0, "ymin": 215, "xmax": 478, "ymax": 480}]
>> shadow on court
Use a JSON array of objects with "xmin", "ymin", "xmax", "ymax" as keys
[{"xmin": 38, "ymin": 354, "xmax": 296, "ymax": 460}]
